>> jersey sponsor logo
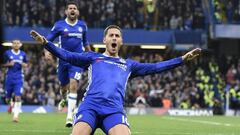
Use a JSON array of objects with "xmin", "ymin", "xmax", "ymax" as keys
[
  {"xmin": 68, "ymin": 33, "xmax": 83, "ymax": 38},
  {"xmin": 12, "ymin": 59, "xmax": 23, "ymax": 63},
  {"xmin": 104, "ymin": 60, "xmax": 127, "ymax": 71}
]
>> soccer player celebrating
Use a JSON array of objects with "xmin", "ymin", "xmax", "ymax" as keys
[
  {"xmin": 2, "ymin": 40, "xmax": 27, "ymax": 123},
  {"xmin": 45, "ymin": 1, "xmax": 91, "ymax": 127},
  {"xmin": 30, "ymin": 25, "xmax": 201, "ymax": 135}
]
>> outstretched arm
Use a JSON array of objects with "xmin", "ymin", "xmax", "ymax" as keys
[
  {"xmin": 30, "ymin": 30, "xmax": 92, "ymax": 68},
  {"xmin": 131, "ymin": 48, "xmax": 201, "ymax": 77},
  {"xmin": 130, "ymin": 57, "xmax": 183, "ymax": 77}
]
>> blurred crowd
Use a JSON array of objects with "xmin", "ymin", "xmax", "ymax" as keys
[
  {"xmin": 212, "ymin": 0, "xmax": 240, "ymax": 24},
  {"xmin": 1, "ymin": 47, "xmax": 240, "ymax": 112},
  {"xmin": 1, "ymin": 0, "xmax": 240, "ymax": 112},
  {"xmin": 3, "ymin": 0, "xmax": 205, "ymax": 30}
]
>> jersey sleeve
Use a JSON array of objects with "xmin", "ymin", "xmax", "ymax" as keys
[
  {"xmin": 46, "ymin": 22, "xmax": 61, "ymax": 42},
  {"xmin": 3, "ymin": 51, "xmax": 9, "ymax": 63},
  {"xmin": 130, "ymin": 57, "xmax": 183, "ymax": 78},
  {"xmin": 44, "ymin": 41, "xmax": 93, "ymax": 68},
  {"xmin": 82, "ymin": 22, "xmax": 90, "ymax": 47},
  {"xmin": 23, "ymin": 52, "xmax": 27, "ymax": 63}
]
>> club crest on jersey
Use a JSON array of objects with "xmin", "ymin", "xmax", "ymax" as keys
[
  {"xmin": 78, "ymin": 27, "xmax": 83, "ymax": 32},
  {"xmin": 10, "ymin": 56, "xmax": 13, "ymax": 59},
  {"xmin": 120, "ymin": 58, "xmax": 126, "ymax": 63},
  {"xmin": 64, "ymin": 28, "xmax": 68, "ymax": 32},
  {"xmin": 19, "ymin": 56, "xmax": 23, "ymax": 60}
]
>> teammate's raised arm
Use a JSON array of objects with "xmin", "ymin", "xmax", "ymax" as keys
[
  {"xmin": 30, "ymin": 30, "xmax": 48, "ymax": 45},
  {"xmin": 30, "ymin": 30, "xmax": 92, "ymax": 68}
]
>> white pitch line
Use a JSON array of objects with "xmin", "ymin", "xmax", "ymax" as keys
[
  {"xmin": 0, "ymin": 130, "xmax": 192, "ymax": 135},
  {"xmin": 1, "ymin": 129, "xmax": 235, "ymax": 135},
  {"xmin": 164, "ymin": 117, "xmax": 239, "ymax": 127},
  {"xmin": 132, "ymin": 131, "xmax": 192, "ymax": 135},
  {"xmin": 0, "ymin": 129, "xmax": 70, "ymax": 133}
]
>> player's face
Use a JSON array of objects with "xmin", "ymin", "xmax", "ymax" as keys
[
  {"xmin": 65, "ymin": 4, "xmax": 79, "ymax": 20},
  {"xmin": 12, "ymin": 40, "xmax": 22, "ymax": 50},
  {"xmin": 103, "ymin": 28, "xmax": 123, "ymax": 55}
]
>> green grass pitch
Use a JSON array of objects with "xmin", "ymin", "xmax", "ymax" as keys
[{"xmin": 0, "ymin": 113, "xmax": 240, "ymax": 135}]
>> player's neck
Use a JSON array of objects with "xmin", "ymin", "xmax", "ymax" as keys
[
  {"xmin": 66, "ymin": 18, "xmax": 78, "ymax": 26},
  {"xmin": 103, "ymin": 51, "xmax": 119, "ymax": 58},
  {"xmin": 11, "ymin": 49, "xmax": 20, "ymax": 54}
]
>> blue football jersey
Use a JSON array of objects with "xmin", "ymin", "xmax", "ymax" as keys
[
  {"xmin": 3, "ymin": 49, "xmax": 27, "ymax": 79},
  {"xmin": 44, "ymin": 42, "xmax": 183, "ymax": 112},
  {"xmin": 47, "ymin": 19, "xmax": 89, "ymax": 53}
]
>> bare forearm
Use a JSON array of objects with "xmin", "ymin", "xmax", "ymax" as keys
[
  {"xmin": 21, "ymin": 63, "xmax": 28, "ymax": 68},
  {"xmin": 1, "ymin": 62, "xmax": 14, "ymax": 67}
]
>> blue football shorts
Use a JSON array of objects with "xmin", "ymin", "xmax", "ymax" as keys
[
  {"xmin": 74, "ymin": 109, "xmax": 130, "ymax": 134},
  {"xmin": 57, "ymin": 63, "xmax": 83, "ymax": 86},
  {"xmin": 5, "ymin": 78, "xmax": 23, "ymax": 98}
]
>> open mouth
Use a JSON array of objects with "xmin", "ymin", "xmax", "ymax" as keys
[
  {"xmin": 111, "ymin": 43, "xmax": 117, "ymax": 48},
  {"xmin": 70, "ymin": 12, "xmax": 75, "ymax": 15}
]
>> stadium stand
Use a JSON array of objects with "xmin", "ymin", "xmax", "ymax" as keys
[
  {"xmin": 211, "ymin": 0, "xmax": 240, "ymax": 24},
  {"xmin": 3, "ymin": 0, "xmax": 206, "ymax": 30}
]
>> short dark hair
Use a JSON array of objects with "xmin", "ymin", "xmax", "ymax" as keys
[
  {"xmin": 104, "ymin": 25, "xmax": 122, "ymax": 37},
  {"xmin": 66, "ymin": 1, "xmax": 79, "ymax": 9}
]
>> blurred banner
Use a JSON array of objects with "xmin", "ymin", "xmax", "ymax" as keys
[
  {"xmin": 0, "ymin": 0, "xmax": 3, "ymax": 64},
  {"xmin": 0, "ymin": 105, "xmax": 56, "ymax": 113},
  {"xmin": 3, "ymin": 27, "xmax": 207, "ymax": 49},
  {"xmin": 1, "ymin": 105, "xmax": 239, "ymax": 116},
  {"xmin": 126, "ymin": 108, "xmax": 213, "ymax": 116},
  {"xmin": 214, "ymin": 24, "xmax": 240, "ymax": 39}
]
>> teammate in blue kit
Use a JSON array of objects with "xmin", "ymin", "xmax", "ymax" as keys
[
  {"xmin": 45, "ymin": 1, "xmax": 91, "ymax": 127},
  {"xmin": 30, "ymin": 25, "xmax": 201, "ymax": 135},
  {"xmin": 2, "ymin": 40, "xmax": 27, "ymax": 123}
]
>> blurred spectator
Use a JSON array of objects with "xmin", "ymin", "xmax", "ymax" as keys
[
  {"xmin": 212, "ymin": 0, "xmax": 240, "ymax": 24},
  {"xmin": 192, "ymin": 8, "xmax": 205, "ymax": 29},
  {"xmin": 169, "ymin": 14, "xmax": 178, "ymax": 30},
  {"xmin": 144, "ymin": 0, "xmax": 157, "ymax": 30},
  {"xmin": 3, "ymin": 0, "xmax": 207, "ymax": 30}
]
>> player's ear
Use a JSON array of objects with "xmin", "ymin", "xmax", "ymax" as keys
[
  {"xmin": 64, "ymin": 9, "xmax": 68, "ymax": 16},
  {"xmin": 120, "ymin": 38, "xmax": 123, "ymax": 46},
  {"xmin": 103, "ymin": 37, "xmax": 106, "ymax": 44}
]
